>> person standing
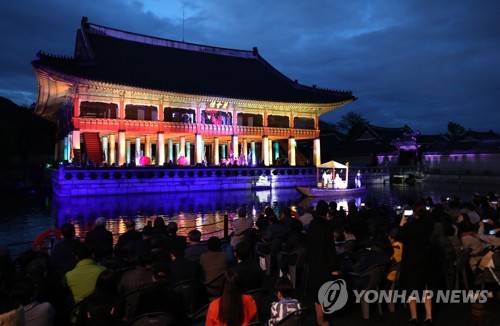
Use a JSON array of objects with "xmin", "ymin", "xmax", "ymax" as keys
[
  {"xmin": 355, "ymin": 170, "xmax": 362, "ymax": 188},
  {"xmin": 84, "ymin": 217, "xmax": 114, "ymax": 262},
  {"xmin": 396, "ymin": 204, "xmax": 434, "ymax": 324},
  {"xmin": 306, "ymin": 200, "xmax": 340, "ymax": 326}
]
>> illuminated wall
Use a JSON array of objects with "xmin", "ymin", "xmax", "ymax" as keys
[{"xmin": 423, "ymin": 153, "xmax": 500, "ymax": 174}]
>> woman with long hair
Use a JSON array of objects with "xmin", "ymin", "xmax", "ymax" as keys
[{"xmin": 206, "ymin": 270, "xmax": 257, "ymax": 326}]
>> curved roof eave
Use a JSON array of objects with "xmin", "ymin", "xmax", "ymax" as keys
[{"xmin": 35, "ymin": 64, "xmax": 355, "ymax": 113}]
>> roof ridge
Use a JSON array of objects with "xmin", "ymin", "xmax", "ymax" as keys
[{"xmin": 82, "ymin": 17, "xmax": 257, "ymax": 60}]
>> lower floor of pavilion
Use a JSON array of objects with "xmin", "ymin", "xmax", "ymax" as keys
[{"xmin": 55, "ymin": 130, "xmax": 322, "ymax": 167}]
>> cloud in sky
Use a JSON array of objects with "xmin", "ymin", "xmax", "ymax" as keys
[{"xmin": 0, "ymin": 0, "xmax": 498, "ymax": 134}]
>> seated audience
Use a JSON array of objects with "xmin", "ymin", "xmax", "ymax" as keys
[
  {"xmin": 232, "ymin": 242, "xmax": 263, "ymax": 293},
  {"xmin": 10, "ymin": 277, "xmax": 55, "ymax": 326},
  {"xmin": 185, "ymin": 230, "xmax": 209, "ymax": 262},
  {"xmin": 268, "ymin": 277, "xmax": 301, "ymax": 326},
  {"xmin": 63, "ymin": 243, "xmax": 106, "ymax": 305},
  {"xmin": 200, "ymin": 237, "xmax": 227, "ymax": 284},
  {"xmin": 133, "ymin": 262, "xmax": 185, "ymax": 323},
  {"xmin": 230, "ymin": 208, "xmax": 254, "ymax": 249},
  {"xmin": 168, "ymin": 245, "xmax": 200, "ymax": 284},
  {"xmin": 206, "ymin": 270, "xmax": 257, "ymax": 326},
  {"xmin": 114, "ymin": 219, "xmax": 143, "ymax": 261},
  {"xmin": 84, "ymin": 217, "xmax": 114, "ymax": 262},
  {"xmin": 49, "ymin": 223, "xmax": 79, "ymax": 281}
]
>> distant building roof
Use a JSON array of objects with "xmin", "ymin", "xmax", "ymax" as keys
[
  {"xmin": 32, "ymin": 17, "xmax": 356, "ymax": 105},
  {"xmin": 459, "ymin": 129, "xmax": 500, "ymax": 142},
  {"xmin": 417, "ymin": 134, "xmax": 449, "ymax": 145},
  {"xmin": 350, "ymin": 123, "xmax": 413, "ymax": 142}
]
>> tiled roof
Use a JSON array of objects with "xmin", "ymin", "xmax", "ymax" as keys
[
  {"xmin": 32, "ymin": 18, "xmax": 356, "ymax": 105},
  {"xmin": 349, "ymin": 123, "xmax": 412, "ymax": 142}
]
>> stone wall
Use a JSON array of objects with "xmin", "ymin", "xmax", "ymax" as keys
[
  {"xmin": 51, "ymin": 165, "xmax": 318, "ymax": 197},
  {"xmin": 423, "ymin": 153, "xmax": 500, "ymax": 175}
]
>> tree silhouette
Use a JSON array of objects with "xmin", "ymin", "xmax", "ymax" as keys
[
  {"xmin": 336, "ymin": 111, "xmax": 367, "ymax": 138},
  {"xmin": 446, "ymin": 121, "xmax": 465, "ymax": 140}
]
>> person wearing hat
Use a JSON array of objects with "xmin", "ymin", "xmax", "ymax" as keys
[{"xmin": 230, "ymin": 207, "xmax": 254, "ymax": 249}]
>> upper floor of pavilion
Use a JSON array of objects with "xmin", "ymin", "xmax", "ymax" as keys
[{"xmin": 32, "ymin": 17, "xmax": 356, "ymax": 122}]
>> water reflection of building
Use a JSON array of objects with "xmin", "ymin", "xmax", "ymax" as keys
[
  {"xmin": 52, "ymin": 188, "xmax": 304, "ymax": 238},
  {"xmin": 33, "ymin": 17, "xmax": 356, "ymax": 168}
]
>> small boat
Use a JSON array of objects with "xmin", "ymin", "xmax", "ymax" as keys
[
  {"xmin": 252, "ymin": 175, "xmax": 272, "ymax": 190},
  {"xmin": 299, "ymin": 160, "xmax": 366, "ymax": 197},
  {"xmin": 296, "ymin": 186, "xmax": 366, "ymax": 197}
]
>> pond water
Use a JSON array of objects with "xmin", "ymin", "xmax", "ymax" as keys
[{"xmin": 1, "ymin": 182, "xmax": 497, "ymax": 258}]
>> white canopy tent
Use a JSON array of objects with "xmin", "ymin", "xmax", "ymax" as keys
[
  {"xmin": 316, "ymin": 160, "xmax": 350, "ymax": 188},
  {"xmin": 318, "ymin": 160, "xmax": 348, "ymax": 169}
]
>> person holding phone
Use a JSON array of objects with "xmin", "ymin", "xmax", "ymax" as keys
[
  {"xmin": 456, "ymin": 213, "xmax": 487, "ymax": 271},
  {"xmin": 477, "ymin": 220, "xmax": 500, "ymax": 247},
  {"xmin": 396, "ymin": 204, "xmax": 434, "ymax": 324}
]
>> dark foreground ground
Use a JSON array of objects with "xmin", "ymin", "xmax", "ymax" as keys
[{"xmin": 259, "ymin": 267, "xmax": 500, "ymax": 326}]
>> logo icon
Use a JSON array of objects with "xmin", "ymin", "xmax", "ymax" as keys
[{"xmin": 318, "ymin": 279, "xmax": 348, "ymax": 313}]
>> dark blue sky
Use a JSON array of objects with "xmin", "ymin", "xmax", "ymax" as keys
[{"xmin": 1, "ymin": 0, "xmax": 499, "ymax": 134}]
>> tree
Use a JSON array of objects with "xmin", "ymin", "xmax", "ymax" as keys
[
  {"xmin": 335, "ymin": 111, "xmax": 367, "ymax": 138},
  {"xmin": 446, "ymin": 121, "xmax": 465, "ymax": 140}
]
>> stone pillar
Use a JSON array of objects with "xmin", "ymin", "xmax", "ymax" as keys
[
  {"xmin": 175, "ymin": 143, "xmax": 180, "ymax": 161},
  {"xmin": 195, "ymin": 134, "xmax": 203, "ymax": 164},
  {"xmin": 109, "ymin": 134, "xmax": 116, "ymax": 165},
  {"xmin": 273, "ymin": 141, "xmax": 279, "ymax": 162},
  {"xmin": 268, "ymin": 139, "xmax": 273, "ymax": 165},
  {"xmin": 288, "ymin": 137, "xmax": 296, "ymax": 166},
  {"xmin": 232, "ymin": 135, "xmax": 239, "ymax": 160},
  {"xmin": 102, "ymin": 136, "xmax": 109, "ymax": 164},
  {"xmin": 135, "ymin": 137, "xmax": 141, "ymax": 156},
  {"xmin": 186, "ymin": 141, "xmax": 191, "ymax": 165},
  {"xmin": 126, "ymin": 140, "xmax": 131, "ymax": 164},
  {"xmin": 251, "ymin": 141, "xmax": 256, "ymax": 166},
  {"xmin": 168, "ymin": 138, "xmax": 173, "ymax": 163},
  {"xmin": 313, "ymin": 137, "xmax": 321, "ymax": 166},
  {"xmin": 118, "ymin": 131, "xmax": 126, "ymax": 166},
  {"xmin": 145, "ymin": 135, "xmax": 151, "ymax": 158},
  {"xmin": 201, "ymin": 138, "xmax": 205, "ymax": 162},
  {"xmin": 157, "ymin": 132, "xmax": 165, "ymax": 165},
  {"xmin": 72, "ymin": 130, "xmax": 81, "ymax": 166},
  {"xmin": 242, "ymin": 138, "xmax": 248, "ymax": 163},
  {"xmin": 221, "ymin": 144, "xmax": 226, "ymax": 160},
  {"xmin": 262, "ymin": 136, "xmax": 269, "ymax": 166},
  {"xmin": 63, "ymin": 136, "xmax": 70, "ymax": 162},
  {"xmin": 180, "ymin": 136, "xmax": 186, "ymax": 157},
  {"xmin": 214, "ymin": 137, "xmax": 220, "ymax": 165}
]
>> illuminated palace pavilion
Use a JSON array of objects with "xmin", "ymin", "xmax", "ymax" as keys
[{"xmin": 33, "ymin": 17, "xmax": 356, "ymax": 168}]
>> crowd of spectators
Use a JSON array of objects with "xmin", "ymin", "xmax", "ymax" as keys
[{"xmin": 0, "ymin": 191, "xmax": 499, "ymax": 325}]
